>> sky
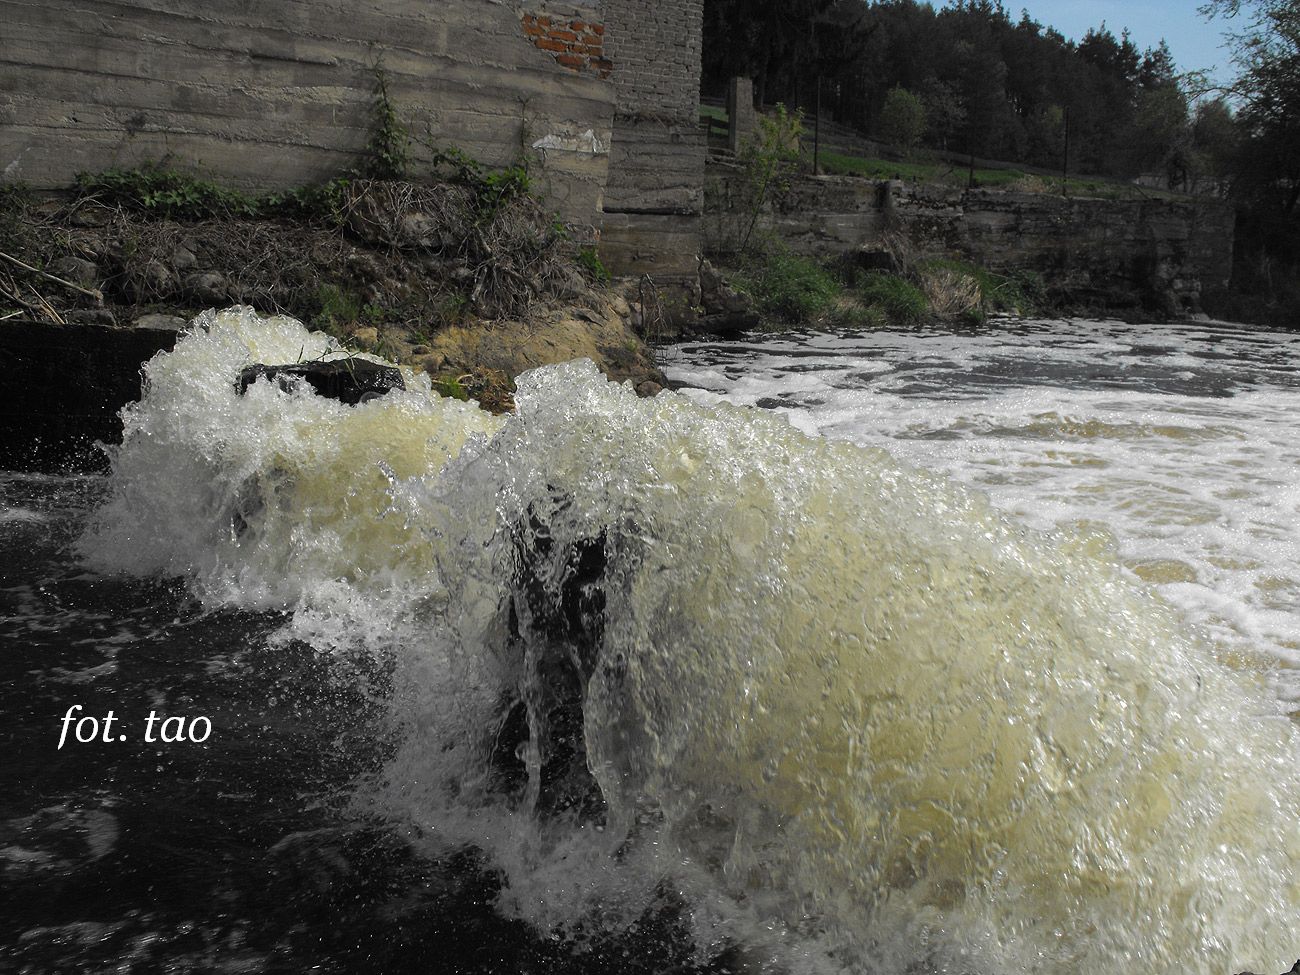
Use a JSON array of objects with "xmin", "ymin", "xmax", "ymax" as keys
[{"xmin": 1013, "ymin": 0, "xmax": 1239, "ymax": 83}]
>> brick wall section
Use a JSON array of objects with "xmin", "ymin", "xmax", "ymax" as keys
[
  {"xmin": 521, "ymin": 12, "xmax": 611, "ymax": 78},
  {"xmin": 1, "ymin": 0, "xmax": 615, "ymax": 224},
  {"xmin": 599, "ymin": 0, "xmax": 706, "ymax": 278}
]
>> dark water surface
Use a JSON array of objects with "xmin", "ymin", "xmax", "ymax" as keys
[{"xmin": 0, "ymin": 475, "xmax": 722, "ymax": 974}]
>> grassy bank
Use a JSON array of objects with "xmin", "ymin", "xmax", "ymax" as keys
[{"xmin": 727, "ymin": 243, "xmax": 1046, "ymax": 330}]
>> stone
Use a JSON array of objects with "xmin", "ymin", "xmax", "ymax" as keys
[
  {"xmin": 49, "ymin": 256, "xmax": 100, "ymax": 289},
  {"xmin": 236, "ymin": 359, "xmax": 406, "ymax": 405},
  {"xmin": 351, "ymin": 326, "xmax": 379, "ymax": 349},
  {"xmin": 635, "ymin": 380, "xmax": 662, "ymax": 397},
  {"xmin": 63, "ymin": 308, "xmax": 116, "ymax": 326},
  {"xmin": 409, "ymin": 352, "xmax": 447, "ymax": 374},
  {"xmin": 171, "ymin": 245, "xmax": 198, "ymax": 272},
  {"xmin": 140, "ymin": 260, "xmax": 178, "ymax": 298},
  {"xmin": 698, "ymin": 259, "xmax": 755, "ymax": 321},
  {"xmin": 132, "ymin": 313, "xmax": 190, "ymax": 331},
  {"xmin": 184, "ymin": 271, "xmax": 228, "ymax": 305}
]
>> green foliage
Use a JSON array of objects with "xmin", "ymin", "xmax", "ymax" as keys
[
  {"xmin": 428, "ymin": 146, "xmax": 534, "ymax": 219},
  {"xmin": 576, "ymin": 246, "xmax": 610, "ymax": 284},
  {"xmin": 734, "ymin": 245, "xmax": 840, "ymax": 323},
  {"xmin": 432, "ymin": 375, "xmax": 470, "ymax": 401},
  {"xmin": 736, "ymin": 103, "xmax": 805, "ymax": 253},
  {"xmin": 363, "ymin": 65, "xmax": 410, "ymax": 180},
  {"xmin": 263, "ymin": 178, "xmax": 353, "ymax": 223},
  {"xmin": 75, "ymin": 163, "xmax": 260, "ymax": 220},
  {"xmin": 309, "ymin": 283, "xmax": 366, "ymax": 336},
  {"xmin": 878, "ymin": 87, "xmax": 927, "ymax": 150},
  {"xmin": 854, "ymin": 271, "xmax": 929, "ymax": 325}
]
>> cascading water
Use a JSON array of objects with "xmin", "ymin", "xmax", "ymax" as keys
[{"xmin": 80, "ymin": 308, "xmax": 1300, "ymax": 975}]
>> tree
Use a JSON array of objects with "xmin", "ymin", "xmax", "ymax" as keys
[
  {"xmin": 877, "ymin": 86, "xmax": 927, "ymax": 149},
  {"xmin": 1203, "ymin": 0, "xmax": 1300, "ymax": 215}
]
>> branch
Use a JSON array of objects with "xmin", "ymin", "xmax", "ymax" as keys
[{"xmin": 0, "ymin": 250, "xmax": 103, "ymax": 303}]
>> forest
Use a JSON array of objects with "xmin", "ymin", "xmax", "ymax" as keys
[{"xmin": 702, "ymin": 0, "xmax": 1300, "ymax": 298}]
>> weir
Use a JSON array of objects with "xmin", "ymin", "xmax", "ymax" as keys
[{"xmin": 69, "ymin": 308, "xmax": 1300, "ymax": 975}]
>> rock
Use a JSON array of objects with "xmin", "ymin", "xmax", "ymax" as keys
[
  {"xmin": 236, "ymin": 359, "xmax": 405, "ymax": 405},
  {"xmin": 553, "ymin": 267, "xmax": 589, "ymax": 300},
  {"xmin": 132, "ymin": 313, "xmax": 190, "ymax": 331},
  {"xmin": 609, "ymin": 295, "xmax": 631, "ymax": 318},
  {"xmin": 139, "ymin": 260, "xmax": 178, "ymax": 298},
  {"xmin": 699, "ymin": 259, "xmax": 755, "ymax": 319},
  {"xmin": 63, "ymin": 308, "xmax": 116, "ymax": 326},
  {"xmin": 184, "ymin": 271, "xmax": 228, "ymax": 305},
  {"xmin": 68, "ymin": 205, "xmax": 111, "ymax": 228},
  {"xmin": 171, "ymin": 245, "xmax": 198, "ymax": 272},
  {"xmin": 49, "ymin": 256, "xmax": 100, "ymax": 289},
  {"xmin": 351, "ymin": 326, "xmax": 379, "ymax": 349},
  {"xmin": 398, "ymin": 212, "xmax": 439, "ymax": 248},
  {"xmin": 410, "ymin": 344, "xmax": 431, "ymax": 356},
  {"xmin": 635, "ymin": 380, "xmax": 662, "ymax": 398},
  {"xmin": 409, "ymin": 352, "xmax": 446, "ymax": 374}
]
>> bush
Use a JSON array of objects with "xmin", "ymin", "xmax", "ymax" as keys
[
  {"xmin": 855, "ymin": 271, "xmax": 929, "ymax": 325},
  {"xmin": 75, "ymin": 163, "xmax": 260, "ymax": 221},
  {"xmin": 735, "ymin": 246, "xmax": 841, "ymax": 324}
]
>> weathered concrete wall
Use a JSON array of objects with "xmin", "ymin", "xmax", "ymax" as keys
[
  {"xmin": 705, "ymin": 161, "xmax": 1235, "ymax": 312},
  {"xmin": 599, "ymin": 0, "xmax": 705, "ymax": 279},
  {"xmin": 1, "ymin": 0, "xmax": 616, "ymax": 223}
]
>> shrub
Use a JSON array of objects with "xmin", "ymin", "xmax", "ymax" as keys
[
  {"xmin": 878, "ymin": 87, "xmax": 927, "ymax": 151},
  {"xmin": 736, "ymin": 246, "xmax": 840, "ymax": 324},
  {"xmin": 855, "ymin": 271, "xmax": 928, "ymax": 325}
]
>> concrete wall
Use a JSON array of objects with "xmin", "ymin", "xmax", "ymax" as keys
[
  {"xmin": 1, "ymin": 0, "xmax": 617, "ymax": 223},
  {"xmin": 705, "ymin": 162, "xmax": 1235, "ymax": 312},
  {"xmin": 599, "ymin": 0, "xmax": 705, "ymax": 279}
]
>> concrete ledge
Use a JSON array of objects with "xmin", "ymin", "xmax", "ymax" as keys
[{"xmin": 0, "ymin": 320, "xmax": 179, "ymax": 473}]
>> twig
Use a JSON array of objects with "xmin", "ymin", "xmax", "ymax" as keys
[{"xmin": 0, "ymin": 249, "xmax": 103, "ymax": 303}]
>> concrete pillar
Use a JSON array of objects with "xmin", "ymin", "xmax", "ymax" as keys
[{"xmin": 726, "ymin": 76, "xmax": 757, "ymax": 155}]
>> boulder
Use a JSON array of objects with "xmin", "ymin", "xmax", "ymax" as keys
[{"xmin": 237, "ymin": 359, "xmax": 405, "ymax": 405}]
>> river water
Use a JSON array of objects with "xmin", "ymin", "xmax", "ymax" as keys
[{"xmin": 2, "ymin": 310, "xmax": 1297, "ymax": 974}]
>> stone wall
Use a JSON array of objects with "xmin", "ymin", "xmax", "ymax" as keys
[
  {"xmin": 705, "ymin": 162, "xmax": 1235, "ymax": 312},
  {"xmin": 599, "ymin": 0, "xmax": 706, "ymax": 279},
  {"xmin": 1, "ymin": 0, "xmax": 616, "ymax": 223}
]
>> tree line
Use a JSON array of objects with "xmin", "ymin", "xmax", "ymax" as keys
[{"xmin": 704, "ymin": 0, "xmax": 1299, "ymax": 297}]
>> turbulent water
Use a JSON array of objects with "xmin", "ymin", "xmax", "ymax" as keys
[{"xmin": 71, "ymin": 309, "xmax": 1300, "ymax": 974}]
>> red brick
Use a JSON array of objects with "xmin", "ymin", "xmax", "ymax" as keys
[
  {"xmin": 536, "ymin": 16, "xmax": 551, "ymax": 27},
  {"xmin": 524, "ymin": 23, "xmax": 545, "ymax": 36},
  {"xmin": 535, "ymin": 37, "xmax": 567, "ymax": 52},
  {"xmin": 555, "ymin": 53, "xmax": 584, "ymax": 69},
  {"xmin": 549, "ymin": 29, "xmax": 578, "ymax": 41},
  {"xmin": 591, "ymin": 23, "xmax": 604, "ymax": 35},
  {"xmin": 581, "ymin": 32, "xmax": 601, "ymax": 46},
  {"xmin": 571, "ymin": 21, "xmax": 587, "ymax": 31},
  {"xmin": 579, "ymin": 44, "xmax": 602, "ymax": 56}
]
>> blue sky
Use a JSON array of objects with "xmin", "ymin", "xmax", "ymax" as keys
[{"xmin": 1011, "ymin": 0, "xmax": 1239, "ymax": 82}]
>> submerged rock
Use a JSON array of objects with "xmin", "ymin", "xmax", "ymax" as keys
[{"xmin": 236, "ymin": 359, "xmax": 405, "ymax": 405}]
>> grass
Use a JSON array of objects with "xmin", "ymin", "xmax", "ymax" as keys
[
  {"xmin": 725, "ymin": 244, "xmax": 1052, "ymax": 331},
  {"xmin": 816, "ymin": 150, "xmax": 1181, "ymax": 200}
]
